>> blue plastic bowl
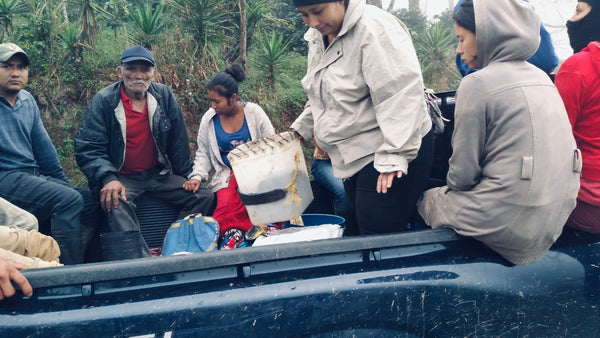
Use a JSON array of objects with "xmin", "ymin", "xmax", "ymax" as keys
[{"xmin": 285, "ymin": 213, "xmax": 345, "ymax": 227}]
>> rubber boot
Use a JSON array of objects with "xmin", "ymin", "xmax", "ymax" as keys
[
  {"xmin": 52, "ymin": 231, "xmax": 84, "ymax": 265},
  {"xmin": 100, "ymin": 231, "xmax": 151, "ymax": 261}
]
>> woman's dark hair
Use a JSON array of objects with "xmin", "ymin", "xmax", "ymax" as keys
[
  {"xmin": 453, "ymin": 0, "xmax": 476, "ymax": 34},
  {"xmin": 207, "ymin": 64, "xmax": 246, "ymax": 99}
]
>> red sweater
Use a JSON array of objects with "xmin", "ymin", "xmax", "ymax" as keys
[
  {"xmin": 556, "ymin": 42, "xmax": 600, "ymax": 182},
  {"xmin": 119, "ymin": 88, "xmax": 158, "ymax": 174}
]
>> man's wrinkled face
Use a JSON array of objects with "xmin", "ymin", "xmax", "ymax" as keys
[{"xmin": 117, "ymin": 61, "xmax": 155, "ymax": 97}]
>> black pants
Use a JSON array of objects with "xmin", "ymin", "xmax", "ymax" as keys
[{"xmin": 343, "ymin": 131, "xmax": 434, "ymax": 235}]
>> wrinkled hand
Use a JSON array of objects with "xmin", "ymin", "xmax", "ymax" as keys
[
  {"xmin": 100, "ymin": 180, "xmax": 126, "ymax": 212},
  {"xmin": 0, "ymin": 260, "xmax": 32, "ymax": 300},
  {"xmin": 183, "ymin": 179, "xmax": 201, "ymax": 193},
  {"xmin": 377, "ymin": 171, "xmax": 403, "ymax": 194}
]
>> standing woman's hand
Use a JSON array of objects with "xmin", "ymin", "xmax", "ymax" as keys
[{"xmin": 377, "ymin": 171, "xmax": 403, "ymax": 193}]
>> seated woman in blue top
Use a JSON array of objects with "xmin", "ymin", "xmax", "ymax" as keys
[
  {"xmin": 453, "ymin": 0, "xmax": 559, "ymax": 76},
  {"xmin": 184, "ymin": 64, "xmax": 276, "ymax": 249}
]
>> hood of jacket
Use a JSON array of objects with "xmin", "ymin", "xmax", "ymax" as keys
[
  {"xmin": 474, "ymin": 0, "xmax": 541, "ymax": 69},
  {"xmin": 585, "ymin": 41, "xmax": 600, "ymax": 78}
]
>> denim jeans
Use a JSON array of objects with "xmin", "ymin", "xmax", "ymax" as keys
[
  {"xmin": 311, "ymin": 158, "xmax": 351, "ymax": 213},
  {"xmin": 0, "ymin": 169, "xmax": 94, "ymax": 265}
]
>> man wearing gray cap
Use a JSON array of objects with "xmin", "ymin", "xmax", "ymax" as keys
[
  {"xmin": 0, "ymin": 43, "xmax": 96, "ymax": 265},
  {"xmin": 75, "ymin": 45, "xmax": 214, "ymax": 260}
]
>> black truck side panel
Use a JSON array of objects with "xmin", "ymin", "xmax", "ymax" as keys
[{"xmin": 1, "ymin": 229, "xmax": 598, "ymax": 337}]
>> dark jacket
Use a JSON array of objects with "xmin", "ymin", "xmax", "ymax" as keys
[{"xmin": 74, "ymin": 81, "xmax": 192, "ymax": 192}]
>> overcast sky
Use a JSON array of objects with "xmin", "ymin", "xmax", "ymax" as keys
[{"xmin": 385, "ymin": 0, "xmax": 578, "ymax": 60}]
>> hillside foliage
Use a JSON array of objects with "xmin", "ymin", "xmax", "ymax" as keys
[{"xmin": 2, "ymin": 0, "xmax": 460, "ymax": 186}]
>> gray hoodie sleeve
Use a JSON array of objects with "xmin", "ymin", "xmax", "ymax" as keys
[{"xmin": 446, "ymin": 76, "xmax": 487, "ymax": 191}]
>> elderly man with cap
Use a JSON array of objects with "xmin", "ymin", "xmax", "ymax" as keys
[
  {"xmin": 75, "ymin": 46, "xmax": 214, "ymax": 260},
  {"xmin": 0, "ymin": 43, "xmax": 97, "ymax": 265}
]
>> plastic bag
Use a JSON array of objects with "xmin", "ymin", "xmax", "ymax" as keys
[{"xmin": 425, "ymin": 88, "xmax": 450, "ymax": 135}]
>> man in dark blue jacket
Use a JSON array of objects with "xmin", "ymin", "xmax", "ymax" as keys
[{"xmin": 75, "ymin": 46, "xmax": 214, "ymax": 260}]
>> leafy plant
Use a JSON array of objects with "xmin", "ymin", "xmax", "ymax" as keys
[
  {"xmin": 393, "ymin": 7, "xmax": 428, "ymax": 40},
  {"xmin": 268, "ymin": 0, "xmax": 307, "ymax": 55},
  {"xmin": 415, "ymin": 23, "xmax": 460, "ymax": 90},
  {"xmin": 250, "ymin": 29, "xmax": 291, "ymax": 92},
  {"xmin": 129, "ymin": 2, "xmax": 167, "ymax": 48},
  {"xmin": 20, "ymin": 0, "xmax": 54, "ymax": 63},
  {"xmin": 57, "ymin": 22, "xmax": 94, "ymax": 63},
  {"xmin": 173, "ymin": 0, "xmax": 236, "ymax": 68},
  {"xmin": 243, "ymin": 0, "xmax": 271, "ymax": 53},
  {"xmin": 79, "ymin": 0, "xmax": 98, "ymax": 48},
  {"xmin": 101, "ymin": 0, "xmax": 130, "ymax": 39},
  {"xmin": 0, "ymin": 0, "xmax": 24, "ymax": 41},
  {"xmin": 417, "ymin": 23, "xmax": 454, "ymax": 69}
]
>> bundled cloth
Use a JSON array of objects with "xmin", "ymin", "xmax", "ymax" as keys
[
  {"xmin": 0, "ymin": 226, "xmax": 62, "ymax": 269},
  {"xmin": 0, "ymin": 197, "xmax": 38, "ymax": 231},
  {"xmin": 252, "ymin": 224, "xmax": 343, "ymax": 247}
]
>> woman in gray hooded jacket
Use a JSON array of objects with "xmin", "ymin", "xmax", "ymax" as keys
[{"xmin": 417, "ymin": 0, "xmax": 581, "ymax": 265}]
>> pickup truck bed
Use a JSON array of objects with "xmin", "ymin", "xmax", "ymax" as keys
[
  {"xmin": 1, "ymin": 91, "xmax": 598, "ymax": 337},
  {"xmin": 2, "ymin": 228, "xmax": 598, "ymax": 336}
]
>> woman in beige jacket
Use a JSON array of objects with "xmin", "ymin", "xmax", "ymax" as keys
[
  {"xmin": 418, "ymin": 0, "xmax": 580, "ymax": 265},
  {"xmin": 291, "ymin": 0, "xmax": 433, "ymax": 235}
]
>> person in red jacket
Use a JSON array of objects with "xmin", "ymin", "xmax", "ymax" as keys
[{"xmin": 555, "ymin": 0, "xmax": 600, "ymax": 233}]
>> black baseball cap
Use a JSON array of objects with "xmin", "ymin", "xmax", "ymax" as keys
[{"xmin": 120, "ymin": 45, "xmax": 155, "ymax": 66}]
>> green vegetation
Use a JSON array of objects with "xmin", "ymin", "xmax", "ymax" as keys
[
  {"xmin": 396, "ymin": 8, "xmax": 462, "ymax": 91},
  {"xmin": 128, "ymin": 2, "xmax": 167, "ymax": 48},
  {"xmin": 2, "ymin": 0, "xmax": 459, "ymax": 186}
]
